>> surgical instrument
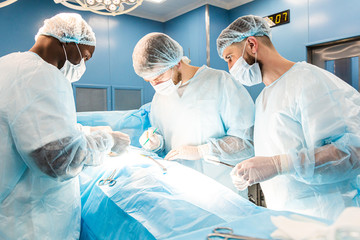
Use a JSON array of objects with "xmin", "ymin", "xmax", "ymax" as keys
[
  {"xmin": 142, "ymin": 128, "xmax": 158, "ymax": 146},
  {"xmin": 205, "ymin": 157, "xmax": 235, "ymax": 168},
  {"xmin": 98, "ymin": 169, "xmax": 117, "ymax": 187},
  {"xmin": 207, "ymin": 227, "xmax": 266, "ymax": 240},
  {"xmin": 140, "ymin": 154, "xmax": 167, "ymax": 173}
]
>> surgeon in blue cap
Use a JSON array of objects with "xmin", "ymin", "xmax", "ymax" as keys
[
  {"xmin": 217, "ymin": 15, "xmax": 360, "ymax": 220},
  {"xmin": 0, "ymin": 13, "xmax": 130, "ymax": 239}
]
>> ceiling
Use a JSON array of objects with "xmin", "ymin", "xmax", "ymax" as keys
[{"xmin": 126, "ymin": 0, "xmax": 253, "ymax": 22}]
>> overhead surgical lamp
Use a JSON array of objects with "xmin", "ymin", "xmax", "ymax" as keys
[
  {"xmin": 54, "ymin": 0, "xmax": 143, "ymax": 16},
  {"xmin": 0, "ymin": 0, "xmax": 17, "ymax": 8}
]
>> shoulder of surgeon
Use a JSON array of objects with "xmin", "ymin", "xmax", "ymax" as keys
[
  {"xmin": 0, "ymin": 52, "xmax": 67, "ymax": 89},
  {"xmin": 202, "ymin": 65, "xmax": 245, "ymax": 89},
  {"xmin": 288, "ymin": 61, "xmax": 359, "ymax": 96}
]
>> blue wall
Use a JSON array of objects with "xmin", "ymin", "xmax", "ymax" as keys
[
  {"xmin": 1, "ymin": 0, "xmax": 360, "ymax": 104},
  {"xmin": 308, "ymin": 0, "xmax": 360, "ymax": 44},
  {"xmin": 208, "ymin": 5, "xmax": 229, "ymax": 71},
  {"xmin": 164, "ymin": 6, "xmax": 207, "ymax": 67},
  {"xmin": 0, "ymin": 0, "xmax": 163, "ymax": 105}
]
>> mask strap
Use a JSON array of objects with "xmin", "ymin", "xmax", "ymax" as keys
[
  {"xmin": 242, "ymin": 39, "xmax": 258, "ymax": 64},
  {"xmin": 75, "ymin": 43, "xmax": 83, "ymax": 59},
  {"xmin": 62, "ymin": 44, "xmax": 68, "ymax": 60},
  {"xmin": 241, "ymin": 41, "xmax": 247, "ymax": 57}
]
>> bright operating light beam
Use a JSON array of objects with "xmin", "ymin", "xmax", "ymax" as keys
[
  {"xmin": 104, "ymin": 150, "xmax": 217, "ymax": 208},
  {"xmin": 93, "ymin": 147, "xmax": 251, "ymax": 223}
]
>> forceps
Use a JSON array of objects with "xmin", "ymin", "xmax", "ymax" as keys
[
  {"xmin": 98, "ymin": 169, "xmax": 117, "ymax": 187},
  {"xmin": 207, "ymin": 227, "xmax": 265, "ymax": 240},
  {"xmin": 205, "ymin": 157, "xmax": 235, "ymax": 168},
  {"xmin": 140, "ymin": 154, "xmax": 167, "ymax": 173}
]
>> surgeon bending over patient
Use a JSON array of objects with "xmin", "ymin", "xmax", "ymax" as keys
[
  {"xmin": 0, "ymin": 13, "xmax": 130, "ymax": 239},
  {"xmin": 217, "ymin": 15, "xmax": 360, "ymax": 220},
  {"xmin": 132, "ymin": 32, "xmax": 255, "ymax": 197}
]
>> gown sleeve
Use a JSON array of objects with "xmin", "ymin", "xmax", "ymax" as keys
[
  {"xmin": 205, "ymin": 74, "xmax": 255, "ymax": 165},
  {"xmin": 287, "ymin": 66, "xmax": 360, "ymax": 184},
  {"xmin": 8, "ymin": 60, "xmax": 114, "ymax": 181}
]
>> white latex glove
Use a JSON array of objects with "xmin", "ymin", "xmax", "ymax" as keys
[
  {"xmin": 139, "ymin": 128, "xmax": 163, "ymax": 151},
  {"xmin": 109, "ymin": 131, "xmax": 131, "ymax": 154},
  {"xmin": 89, "ymin": 126, "xmax": 112, "ymax": 133},
  {"xmin": 165, "ymin": 145, "xmax": 203, "ymax": 161},
  {"xmin": 76, "ymin": 124, "xmax": 112, "ymax": 135},
  {"xmin": 230, "ymin": 155, "xmax": 290, "ymax": 190}
]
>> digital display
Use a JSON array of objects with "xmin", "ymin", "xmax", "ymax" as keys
[{"xmin": 264, "ymin": 10, "xmax": 290, "ymax": 27}]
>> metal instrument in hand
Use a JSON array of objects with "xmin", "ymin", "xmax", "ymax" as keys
[
  {"xmin": 205, "ymin": 157, "xmax": 235, "ymax": 168},
  {"xmin": 207, "ymin": 227, "xmax": 265, "ymax": 240},
  {"xmin": 98, "ymin": 169, "xmax": 117, "ymax": 187},
  {"xmin": 142, "ymin": 128, "xmax": 158, "ymax": 146}
]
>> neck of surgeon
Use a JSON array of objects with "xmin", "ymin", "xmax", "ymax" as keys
[
  {"xmin": 176, "ymin": 59, "xmax": 200, "ymax": 85},
  {"xmin": 255, "ymin": 39, "xmax": 295, "ymax": 87},
  {"xmin": 29, "ymin": 35, "xmax": 64, "ymax": 68}
]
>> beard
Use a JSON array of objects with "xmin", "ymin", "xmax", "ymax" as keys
[
  {"xmin": 244, "ymin": 51, "xmax": 256, "ymax": 65},
  {"xmin": 173, "ymin": 71, "xmax": 182, "ymax": 85},
  {"xmin": 244, "ymin": 51, "xmax": 263, "ymax": 72}
]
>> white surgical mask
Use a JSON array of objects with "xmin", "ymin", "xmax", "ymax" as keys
[
  {"xmin": 152, "ymin": 79, "xmax": 181, "ymax": 96},
  {"xmin": 60, "ymin": 44, "xmax": 86, "ymax": 83},
  {"xmin": 229, "ymin": 42, "xmax": 262, "ymax": 86}
]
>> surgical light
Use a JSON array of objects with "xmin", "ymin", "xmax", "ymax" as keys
[
  {"xmin": 54, "ymin": 0, "xmax": 143, "ymax": 16},
  {"xmin": 145, "ymin": 0, "xmax": 166, "ymax": 3},
  {"xmin": 0, "ymin": 0, "xmax": 17, "ymax": 8}
]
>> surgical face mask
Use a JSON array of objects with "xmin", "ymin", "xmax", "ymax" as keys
[
  {"xmin": 229, "ymin": 42, "xmax": 262, "ymax": 86},
  {"xmin": 152, "ymin": 79, "xmax": 181, "ymax": 96},
  {"xmin": 60, "ymin": 44, "xmax": 86, "ymax": 83}
]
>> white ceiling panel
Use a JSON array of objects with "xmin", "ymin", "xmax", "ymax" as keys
[{"xmin": 126, "ymin": 0, "xmax": 253, "ymax": 22}]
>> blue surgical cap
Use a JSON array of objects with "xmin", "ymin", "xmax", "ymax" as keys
[
  {"xmin": 132, "ymin": 33, "xmax": 183, "ymax": 80},
  {"xmin": 217, "ymin": 15, "xmax": 271, "ymax": 58},
  {"xmin": 35, "ymin": 13, "xmax": 96, "ymax": 46}
]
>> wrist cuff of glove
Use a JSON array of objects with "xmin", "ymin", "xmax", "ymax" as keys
[
  {"xmin": 77, "ymin": 123, "xmax": 91, "ymax": 135},
  {"xmin": 198, "ymin": 143, "xmax": 211, "ymax": 158},
  {"xmin": 277, "ymin": 154, "xmax": 293, "ymax": 174},
  {"xmin": 152, "ymin": 134, "xmax": 164, "ymax": 152},
  {"xmin": 106, "ymin": 132, "xmax": 116, "ymax": 151}
]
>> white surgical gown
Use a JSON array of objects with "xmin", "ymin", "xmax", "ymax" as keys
[
  {"xmin": 0, "ymin": 52, "xmax": 114, "ymax": 239},
  {"xmin": 255, "ymin": 61, "xmax": 360, "ymax": 220},
  {"xmin": 150, "ymin": 65, "xmax": 255, "ymax": 194}
]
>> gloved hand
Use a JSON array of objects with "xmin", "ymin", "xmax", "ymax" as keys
[
  {"xmin": 230, "ymin": 155, "xmax": 290, "ymax": 190},
  {"xmin": 139, "ymin": 128, "xmax": 163, "ymax": 151},
  {"xmin": 89, "ymin": 126, "xmax": 112, "ymax": 133},
  {"xmin": 109, "ymin": 131, "xmax": 131, "ymax": 154},
  {"xmin": 165, "ymin": 145, "xmax": 203, "ymax": 161},
  {"xmin": 76, "ymin": 124, "xmax": 112, "ymax": 135}
]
